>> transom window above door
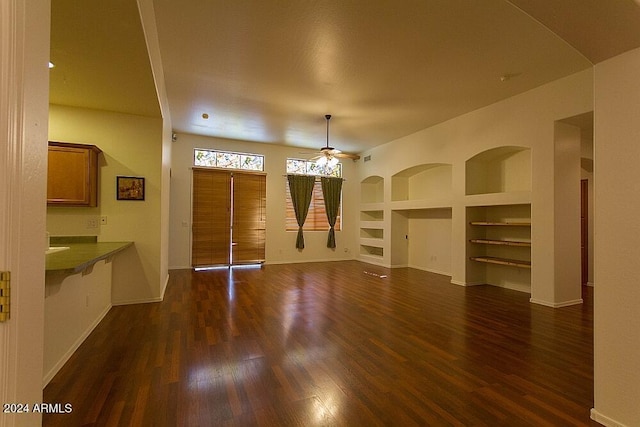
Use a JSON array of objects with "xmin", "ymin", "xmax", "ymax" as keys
[
  {"xmin": 194, "ymin": 148, "xmax": 264, "ymax": 171},
  {"xmin": 286, "ymin": 158, "xmax": 341, "ymax": 177}
]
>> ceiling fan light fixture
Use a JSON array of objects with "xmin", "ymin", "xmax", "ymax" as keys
[{"xmin": 314, "ymin": 114, "xmax": 340, "ymax": 173}]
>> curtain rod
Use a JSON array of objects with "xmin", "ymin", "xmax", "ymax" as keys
[{"xmin": 282, "ymin": 174, "xmax": 346, "ymax": 181}]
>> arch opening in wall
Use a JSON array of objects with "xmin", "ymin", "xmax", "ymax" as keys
[
  {"xmin": 465, "ymin": 146, "xmax": 531, "ymax": 196},
  {"xmin": 391, "ymin": 163, "xmax": 452, "ymax": 202},
  {"xmin": 361, "ymin": 175, "xmax": 384, "ymax": 203}
]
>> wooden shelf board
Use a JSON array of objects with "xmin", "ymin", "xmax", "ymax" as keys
[
  {"xmin": 470, "ymin": 239, "xmax": 531, "ymax": 247},
  {"xmin": 360, "ymin": 253, "xmax": 384, "ymax": 261},
  {"xmin": 470, "ymin": 221, "xmax": 531, "ymax": 227},
  {"xmin": 359, "ymin": 238, "xmax": 384, "ymax": 248},
  {"xmin": 470, "ymin": 256, "xmax": 531, "ymax": 269}
]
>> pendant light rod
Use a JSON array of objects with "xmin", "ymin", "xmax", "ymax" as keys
[{"xmin": 325, "ymin": 114, "xmax": 332, "ymax": 150}]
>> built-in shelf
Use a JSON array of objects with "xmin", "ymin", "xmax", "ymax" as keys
[
  {"xmin": 390, "ymin": 198, "xmax": 452, "ymax": 211},
  {"xmin": 467, "ymin": 204, "xmax": 532, "ymax": 293},
  {"xmin": 360, "ymin": 228, "xmax": 384, "ymax": 239},
  {"xmin": 361, "ymin": 176, "xmax": 384, "ymax": 204},
  {"xmin": 470, "ymin": 239, "xmax": 531, "ymax": 247},
  {"xmin": 360, "ymin": 245, "xmax": 384, "ymax": 258},
  {"xmin": 470, "ymin": 221, "xmax": 531, "ymax": 227},
  {"xmin": 360, "ymin": 202, "xmax": 385, "ymax": 211},
  {"xmin": 470, "ymin": 256, "xmax": 531, "ymax": 269},
  {"xmin": 360, "ymin": 238, "xmax": 384, "ymax": 248},
  {"xmin": 360, "ymin": 221, "xmax": 384, "ymax": 230},
  {"xmin": 464, "ymin": 190, "xmax": 532, "ymax": 207},
  {"xmin": 360, "ymin": 210, "xmax": 384, "ymax": 221}
]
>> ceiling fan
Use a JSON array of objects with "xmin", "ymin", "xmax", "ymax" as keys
[{"xmin": 308, "ymin": 115, "xmax": 361, "ymax": 167}]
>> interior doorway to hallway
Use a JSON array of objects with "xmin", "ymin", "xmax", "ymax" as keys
[
  {"xmin": 581, "ymin": 179, "xmax": 589, "ymax": 285},
  {"xmin": 560, "ymin": 111, "xmax": 594, "ymax": 288}
]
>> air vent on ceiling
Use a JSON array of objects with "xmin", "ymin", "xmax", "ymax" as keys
[{"xmin": 364, "ymin": 155, "xmax": 371, "ymax": 162}]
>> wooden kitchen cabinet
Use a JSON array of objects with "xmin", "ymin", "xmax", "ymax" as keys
[{"xmin": 47, "ymin": 141, "xmax": 102, "ymax": 207}]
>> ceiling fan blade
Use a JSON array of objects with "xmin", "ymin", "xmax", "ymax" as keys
[{"xmin": 334, "ymin": 152, "xmax": 361, "ymax": 160}]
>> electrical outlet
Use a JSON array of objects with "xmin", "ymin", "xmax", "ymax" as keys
[{"xmin": 87, "ymin": 219, "xmax": 98, "ymax": 229}]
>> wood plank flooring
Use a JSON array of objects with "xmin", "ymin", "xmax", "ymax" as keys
[{"xmin": 43, "ymin": 261, "xmax": 599, "ymax": 426}]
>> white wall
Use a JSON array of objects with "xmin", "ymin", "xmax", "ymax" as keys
[
  {"xmin": 407, "ymin": 209, "xmax": 452, "ymax": 275},
  {"xmin": 48, "ymin": 104, "xmax": 165, "ymax": 304},
  {"xmin": 553, "ymin": 122, "xmax": 582, "ymax": 305},
  {"xmin": 138, "ymin": 0, "xmax": 173, "ymax": 298},
  {"xmin": 169, "ymin": 133, "xmax": 358, "ymax": 268},
  {"xmin": 592, "ymin": 47, "xmax": 640, "ymax": 427},
  {"xmin": 357, "ymin": 69, "xmax": 593, "ymax": 306},
  {"xmin": 44, "ymin": 260, "xmax": 113, "ymax": 385}
]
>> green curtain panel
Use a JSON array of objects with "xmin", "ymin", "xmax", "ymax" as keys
[
  {"xmin": 287, "ymin": 174, "xmax": 316, "ymax": 249},
  {"xmin": 321, "ymin": 176, "xmax": 343, "ymax": 248}
]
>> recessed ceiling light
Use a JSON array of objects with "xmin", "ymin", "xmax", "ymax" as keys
[
  {"xmin": 202, "ymin": 113, "xmax": 209, "ymax": 119},
  {"xmin": 48, "ymin": 62, "xmax": 55, "ymax": 69}
]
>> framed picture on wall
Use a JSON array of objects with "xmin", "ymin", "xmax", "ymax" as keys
[{"xmin": 116, "ymin": 176, "xmax": 145, "ymax": 201}]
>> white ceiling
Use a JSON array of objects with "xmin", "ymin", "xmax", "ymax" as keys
[{"xmin": 49, "ymin": 0, "xmax": 640, "ymax": 154}]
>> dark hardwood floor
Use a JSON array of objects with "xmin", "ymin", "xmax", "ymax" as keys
[{"xmin": 44, "ymin": 261, "xmax": 599, "ymax": 426}]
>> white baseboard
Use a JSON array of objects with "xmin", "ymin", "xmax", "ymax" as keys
[
  {"xmin": 160, "ymin": 274, "xmax": 169, "ymax": 300},
  {"xmin": 43, "ymin": 304, "xmax": 112, "ymax": 387},
  {"xmin": 354, "ymin": 257, "xmax": 389, "ymax": 268},
  {"xmin": 265, "ymin": 257, "xmax": 354, "ymax": 266},
  {"xmin": 450, "ymin": 280, "xmax": 484, "ymax": 287},
  {"xmin": 390, "ymin": 263, "xmax": 409, "ymax": 269},
  {"xmin": 529, "ymin": 298, "xmax": 583, "ymax": 308},
  {"xmin": 408, "ymin": 264, "xmax": 451, "ymax": 277},
  {"xmin": 112, "ymin": 296, "xmax": 163, "ymax": 306},
  {"xmin": 168, "ymin": 264, "xmax": 192, "ymax": 270},
  {"xmin": 590, "ymin": 408, "xmax": 628, "ymax": 427}
]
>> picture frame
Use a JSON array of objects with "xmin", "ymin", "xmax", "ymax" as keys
[{"xmin": 116, "ymin": 176, "xmax": 145, "ymax": 201}]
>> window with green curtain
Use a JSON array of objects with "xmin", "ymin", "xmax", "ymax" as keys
[
  {"xmin": 285, "ymin": 158, "xmax": 342, "ymax": 232},
  {"xmin": 286, "ymin": 174, "xmax": 316, "ymax": 249},
  {"xmin": 321, "ymin": 176, "xmax": 343, "ymax": 248}
]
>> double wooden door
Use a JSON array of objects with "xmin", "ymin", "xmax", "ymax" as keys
[{"xmin": 192, "ymin": 169, "xmax": 266, "ymax": 267}]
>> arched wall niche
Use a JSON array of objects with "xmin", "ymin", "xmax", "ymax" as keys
[
  {"xmin": 465, "ymin": 146, "xmax": 531, "ymax": 195},
  {"xmin": 391, "ymin": 163, "xmax": 452, "ymax": 202},
  {"xmin": 360, "ymin": 175, "xmax": 384, "ymax": 203}
]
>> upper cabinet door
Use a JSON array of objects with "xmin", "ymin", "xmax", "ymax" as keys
[{"xmin": 47, "ymin": 141, "xmax": 102, "ymax": 207}]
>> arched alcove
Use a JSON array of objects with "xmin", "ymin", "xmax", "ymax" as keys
[
  {"xmin": 391, "ymin": 163, "xmax": 452, "ymax": 201},
  {"xmin": 465, "ymin": 147, "xmax": 531, "ymax": 195},
  {"xmin": 360, "ymin": 175, "xmax": 384, "ymax": 203}
]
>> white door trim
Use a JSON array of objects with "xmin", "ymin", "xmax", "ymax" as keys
[{"xmin": 0, "ymin": 0, "xmax": 50, "ymax": 425}]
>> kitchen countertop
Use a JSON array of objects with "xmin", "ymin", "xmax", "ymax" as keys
[{"xmin": 45, "ymin": 241, "xmax": 133, "ymax": 274}]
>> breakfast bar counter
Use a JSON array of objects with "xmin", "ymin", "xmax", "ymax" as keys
[{"xmin": 45, "ymin": 241, "xmax": 133, "ymax": 274}]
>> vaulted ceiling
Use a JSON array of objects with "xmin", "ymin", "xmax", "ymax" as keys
[{"xmin": 49, "ymin": 0, "xmax": 640, "ymax": 154}]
